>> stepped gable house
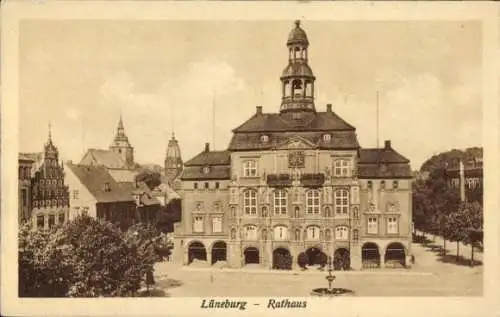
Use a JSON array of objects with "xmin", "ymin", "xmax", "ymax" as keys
[{"xmin": 173, "ymin": 21, "xmax": 413, "ymax": 270}]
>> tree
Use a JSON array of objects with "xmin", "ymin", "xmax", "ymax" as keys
[
  {"xmin": 19, "ymin": 216, "xmax": 155, "ymax": 297},
  {"xmin": 297, "ymin": 252, "xmax": 308, "ymax": 270},
  {"xmin": 135, "ymin": 170, "xmax": 162, "ymax": 190},
  {"xmin": 458, "ymin": 202, "xmax": 483, "ymax": 266}
]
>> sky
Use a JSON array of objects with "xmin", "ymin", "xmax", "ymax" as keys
[{"xmin": 18, "ymin": 20, "xmax": 482, "ymax": 170}]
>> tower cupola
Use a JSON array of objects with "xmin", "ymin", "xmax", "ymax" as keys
[
  {"xmin": 109, "ymin": 115, "xmax": 135, "ymax": 168},
  {"xmin": 280, "ymin": 20, "xmax": 316, "ymax": 114},
  {"xmin": 165, "ymin": 132, "xmax": 183, "ymax": 184}
]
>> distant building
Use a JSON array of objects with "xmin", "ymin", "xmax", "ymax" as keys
[
  {"xmin": 80, "ymin": 116, "xmax": 136, "ymax": 170},
  {"xmin": 446, "ymin": 156, "xmax": 483, "ymax": 202},
  {"xmin": 164, "ymin": 133, "xmax": 183, "ymax": 185},
  {"xmin": 30, "ymin": 129, "xmax": 70, "ymax": 231},
  {"xmin": 173, "ymin": 21, "xmax": 413, "ymax": 271},
  {"xmin": 18, "ymin": 154, "xmax": 35, "ymax": 223}
]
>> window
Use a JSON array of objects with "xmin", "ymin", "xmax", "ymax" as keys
[
  {"xmin": 367, "ymin": 181, "xmax": 373, "ymax": 189},
  {"xmin": 260, "ymin": 135, "xmax": 269, "ymax": 143},
  {"xmin": 58, "ymin": 213, "xmax": 65, "ymax": 224},
  {"xmin": 203, "ymin": 166, "xmax": 210, "ymax": 174},
  {"xmin": 306, "ymin": 190, "xmax": 320, "ymax": 214},
  {"xmin": 261, "ymin": 207, "xmax": 268, "ymax": 217},
  {"xmin": 387, "ymin": 217, "xmax": 398, "ymax": 234},
  {"xmin": 37, "ymin": 215, "xmax": 44, "ymax": 229},
  {"xmin": 243, "ymin": 190, "xmax": 257, "ymax": 215},
  {"xmin": 212, "ymin": 217, "xmax": 222, "ymax": 233},
  {"xmin": 194, "ymin": 183, "xmax": 198, "ymax": 190},
  {"xmin": 335, "ymin": 226, "xmax": 349, "ymax": 240},
  {"xmin": 393, "ymin": 180, "xmax": 399, "ymax": 189},
  {"xmin": 215, "ymin": 182, "xmax": 220, "ymax": 189},
  {"xmin": 367, "ymin": 217, "xmax": 378, "ymax": 234},
  {"xmin": 380, "ymin": 180, "xmax": 386, "ymax": 190},
  {"xmin": 104, "ymin": 182, "xmax": 110, "ymax": 192},
  {"xmin": 243, "ymin": 160, "xmax": 258, "ymax": 177},
  {"xmin": 245, "ymin": 225, "xmax": 258, "ymax": 240},
  {"xmin": 323, "ymin": 134, "xmax": 331, "ymax": 142},
  {"xmin": 334, "ymin": 159, "xmax": 351, "ymax": 177},
  {"xmin": 273, "ymin": 190, "xmax": 288, "ymax": 215},
  {"xmin": 294, "ymin": 206, "xmax": 300, "ymax": 218},
  {"xmin": 193, "ymin": 216, "xmax": 204, "ymax": 233},
  {"xmin": 274, "ymin": 225, "xmax": 288, "ymax": 240},
  {"xmin": 387, "ymin": 203, "xmax": 398, "ymax": 213},
  {"xmin": 82, "ymin": 207, "xmax": 89, "ymax": 217},
  {"xmin": 72, "ymin": 189, "xmax": 79, "ymax": 200},
  {"xmin": 334, "ymin": 190, "xmax": 349, "ymax": 214},
  {"xmin": 204, "ymin": 182, "xmax": 209, "ymax": 189},
  {"xmin": 306, "ymin": 226, "xmax": 320, "ymax": 240},
  {"xmin": 231, "ymin": 206, "xmax": 236, "ymax": 218},
  {"xmin": 48, "ymin": 215, "xmax": 55, "ymax": 229}
]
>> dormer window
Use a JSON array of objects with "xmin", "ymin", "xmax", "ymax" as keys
[
  {"xmin": 202, "ymin": 166, "xmax": 210, "ymax": 175},
  {"xmin": 134, "ymin": 194, "xmax": 141, "ymax": 205},
  {"xmin": 260, "ymin": 135, "xmax": 269, "ymax": 143},
  {"xmin": 323, "ymin": 134, "xmax": 331, "ymax": 142},
  {"xmin": 104, "ymin": 182, "xmax": 110, "ymax": 192}
]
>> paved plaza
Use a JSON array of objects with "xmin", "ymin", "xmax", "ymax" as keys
[{"xmin": 152, "ymin": 239, "xmax": 483, "ymax": 297}]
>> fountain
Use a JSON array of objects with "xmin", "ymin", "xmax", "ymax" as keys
[{"xmin": 310, "ymin": 256, "xmax": 354, "ymax": 296}]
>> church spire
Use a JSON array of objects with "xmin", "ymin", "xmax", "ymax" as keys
[
  {"xmin": 165, "ymin": 132, "xmax": 183, "ymax": 185},
  {"xmin": 280, "ymin": 20, "xmax": 316, "ymax": 114}
]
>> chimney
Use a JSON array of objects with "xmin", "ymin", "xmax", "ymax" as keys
[
  {"xmin": 384, "ymin": 140, "xmax": 391, "ymax": 149},
  {"xmin": 326, "ymin": 104, "xmax": 332, "ymax": 112},
  {"xmin": 205, "ymin": 142, "xmax": 210, "ymax": 152},
  {"xmin": 256, "ymin": 106, "xmax": 263, "ymax": 115}
]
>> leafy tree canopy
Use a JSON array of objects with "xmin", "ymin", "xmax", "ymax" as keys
[
  {"xmin": 420, "ymin": 147, "xmax": 482, "ymax": 172},
  {"xmin": 135, "ymin": 170, "xmax": 163, "ymax": 190}
]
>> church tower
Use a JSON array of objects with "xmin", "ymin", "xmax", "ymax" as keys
[
  {"xmin": 280, "ymin": 20, "xmax": 316, "ymax": 116},
  {"xmin": 109, "ymin": 115, "xmax": 135, "ymax": 169},
  {"xmin": 164, "ymin": 133, "xmax": 183, "ymax": 184}
]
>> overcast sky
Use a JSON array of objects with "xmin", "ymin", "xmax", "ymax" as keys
[{"xmin": 19, "ymin": 20, "xmax": 482, "ymax": 170}]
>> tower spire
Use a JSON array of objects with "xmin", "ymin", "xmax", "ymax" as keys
[
  {"xmin": 376, "ymin": 91, "xmax": 380, "ymax": 148},
  {"xmin": 48, "ymin": 121, "xmax": 52, "ymax": 143}
]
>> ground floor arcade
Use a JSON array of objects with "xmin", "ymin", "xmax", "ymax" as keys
[{"xmin": 173, "ymin": 238, "xmax": 412, "ymax": 270}]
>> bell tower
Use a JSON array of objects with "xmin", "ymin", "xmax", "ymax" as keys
[
  {"xmin": 164, "ymin": 132, "xmax": 183, "ymax": 184},
  {"xmin": 109, "ymin": 115, "xmax": 135, "ymax": 169},
  {"xmin": 280, "ymin": 20, "xmax": 316, "ymax": 114}
]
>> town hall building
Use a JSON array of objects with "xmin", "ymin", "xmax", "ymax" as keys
[{"xmin": 173, "ymin": 21, "xmax": 413, "ymax": 270}]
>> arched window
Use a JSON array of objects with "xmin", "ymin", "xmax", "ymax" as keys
[
  {"xmin": 284, "ymin": 80, "xmax": 291, "ymax": 97},
  {"xmin": 294, "ymin": 47, "xmax": 300, "ymax": 59},
  {"xmin": 393, "ymin": 180, "xmax": 399, "ymax": 189},
  {"xmin": 231, "ymin": 206, "xmax": 236, "ymax": 218},
  {"xmin": 273, "ymin": 190, "xmax": 288, "ymax": 215},
  {"xmin": 380, "ymin": 180, "xmax": 386, "ymax": 190},
  {"xmin": 215, "ymin": 182, "xmax": 220, "ymax": 189},
  {"xmin": 334, "ymin": 190, "xmax": 349, "ymax": 214},
  {"xmin": 194, "ymin": 183, "xmax": 198, "ymax": 190},
  {"xmin": 292, "ymin": 79, "xmax": 302, "ymax": 97},
  {"xmin": 306, "ymin": 226, "xmax": 321, "ymax": 240},
  {"xmin": 243, "ymin": 190, "xmax": 257, "ymax": 215},
  {"xmin": 294, "ymin": 206, "xmax": 300, "ymax": 218},
  {"xmin": 305, "ymin": 81, "xmax": 313, "ymax": 97},
  {"xmin": 243, "ymin": 160, "xmax": 258, "ymax": 177},
  {"xmin": 306, "ymin": 190, "xmax": 320, "ymax": 214},
  {"xmin": 274, "ymin": 225, "xmax": 288, "ymax": 240},
  {"xmin": 204, "ymin": 182, "xmax": 209, "ymax": 189},
  {"xmin": 335, "ymin": 226, "xmax": 349, "ymax": 240},
  {"xmin": 245, "ymin": 225, "xmax": 258, "ymax": 240}
]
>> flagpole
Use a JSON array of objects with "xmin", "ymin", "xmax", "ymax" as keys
[
  {"xmin": 212, "ymin": 91, "xmax": 216, "ymax": 151},
  {"xmin": 376, "ymin": 91, "xmax": 380, "ymax": 148}
]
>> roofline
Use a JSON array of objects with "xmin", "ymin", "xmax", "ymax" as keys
[
  {"xmin": 180, "ymin": 176, "xmax": 231, "ymax": 181},
  {"xmin": 358, "ymin": 176, "xmax": 413, "ymax": 180}
]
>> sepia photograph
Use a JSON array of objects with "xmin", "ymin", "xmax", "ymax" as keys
[{"xmin": 2, "ymin": 1, "xmax": 499, "ymax": 317}]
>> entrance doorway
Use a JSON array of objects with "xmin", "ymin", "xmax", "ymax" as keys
[
  {"xmin": 211, "ymin": 241, "xmax": 227, "ymax": 265},
  {"xmin": 272, "ymin": 248, "xmax": 292, "ymax": 270},
  {"xmin": 188, "ymin": 241, "xmax": 207, "ymax": 264},
  {"xmin": 244, "ymin": 247, "xmax": 260, "ymax": 264},
  {"xmin": 384, "ymin": 242, "xmax": 406, "ymax": 268},
  {"xmin": 333, "ymin": 248, "xmax": 350, "ymax": 270},
  {"xmin": 361, "ymin": 242, "xmax": 380, "ymax": 269}
]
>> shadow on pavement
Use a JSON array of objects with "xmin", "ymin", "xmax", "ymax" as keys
[
  {"xmin": 157, "ymin": 278, "xmax": 183, "ymax": 290},
  {"xmin": 436, "ymin": 254, "xmax": 483, "ymax": 267}
]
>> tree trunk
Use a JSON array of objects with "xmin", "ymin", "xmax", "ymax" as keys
[
  {"xmin": 456, "ymin": 242, "xmax": 460, "ymax": 261},
  {"xmin": 443, "ymin": 239, "xmax": 447, "ymax": 256},
  {"xmin": 471, "ymin": 245, "xmax": 475, "ymax": 267}
]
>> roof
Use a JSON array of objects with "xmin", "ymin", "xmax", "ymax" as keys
[
  {"xmin": 153, "ymin": 182, "xmax": 181, "ymax": 202},
  {"xmin": 357, "ymin": 164, "xmax": 412, "ymax": 179},
  {"xmin": 181, "ymin": 165, "xmax": 231, "ymax": 180},
  {"xmin": 19, "ymin": 152, "xmax": 42, "ymax": 162},
  {"xmin": 228, "ymin": 130, "xmax": 359, "ymax": 151},
  {"xmin": 80, "ymin": 149, "xmax": 125, "ymax": 169},
  {"xmin": 287, "ymin": 20, "xmax": 309, "ymax": 46},
  {"xmin": 108, "ymin": 169, "xmax": 139, "ymax": 183},
  {"xmin": 358, "ymin": 148, "xmax": 410, "ymax": 164},
  {"xmin": 117, "ymin": 181, "xmax": 160, "ymax": 206},
  {"xmin": 184, "ymin": 150, "xmax": 231, "ymax": 166},
  {"xmin": 232, "ymin": 111, "xmax": 355, "ymax": 133},
  {"xmin": 281, "ymin": 63, "xmax": 314, "ymax": 78},
  {"xmin": 66, "ymin": 163, "xmax": 134, "ymax": 203}
]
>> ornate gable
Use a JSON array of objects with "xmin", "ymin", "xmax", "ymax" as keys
[{"xmin": 275, "ymin": 135, "xmax": 317, "ymax": 150}]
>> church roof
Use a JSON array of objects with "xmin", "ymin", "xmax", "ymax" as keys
[
  {"xmin": 66, "ymin": 163, "xmax": 134, "ymax": 203},
  {"xmin": 80, "ymin": 149, "xmax": 126, "ymax": 169},
  {"xmin": 232, "ymin": 111, "xmax": 356, "ymax": 133}
]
